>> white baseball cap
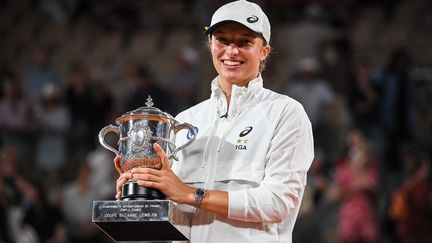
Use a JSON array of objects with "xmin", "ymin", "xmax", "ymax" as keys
[{"xmin": 205, "ymin": 0, "xmax": 271, "ymax": 45}]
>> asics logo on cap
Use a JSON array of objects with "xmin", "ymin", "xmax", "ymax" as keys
[{"xmin": 247, "ymin": 15, "xmax": 259, "ymax": 23}]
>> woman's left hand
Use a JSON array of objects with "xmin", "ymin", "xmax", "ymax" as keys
[{"xmin": 131, "ymin": 143, "xmax": 194, "ymax": 205}]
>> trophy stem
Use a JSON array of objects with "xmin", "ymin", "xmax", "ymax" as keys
[{"xmin": 121, "ymin": 180, "xmax": 166, "ymax": 200}]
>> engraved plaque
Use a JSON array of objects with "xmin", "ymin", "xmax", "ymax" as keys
[{"xmin": 92, "ymin": 200, "xmax": 190, "ymax": 241}]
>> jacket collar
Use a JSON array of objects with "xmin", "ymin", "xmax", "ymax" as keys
[{"xmin": 210, "ymin": 75, "xmax": 263, "ymax": 118}]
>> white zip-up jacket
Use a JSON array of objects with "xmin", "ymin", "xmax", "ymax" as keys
[{"xmin": 172, "ymin": 75, "xmax": 314, "ymax": 243}]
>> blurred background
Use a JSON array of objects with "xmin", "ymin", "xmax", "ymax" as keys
[{"xmin": 0, "ymin": 0, "xmax": 431, "ymax": 242}]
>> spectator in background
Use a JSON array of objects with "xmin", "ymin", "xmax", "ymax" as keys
[
  {"xmin": 377, "ymin": 48, "xmax": 415, "ymax": 172},
  {"xmin": 22, "ymin": 47, "xmax": 59, "ymax": 103},
  {"xmin": 124, "ymin": 64, "xmax": 172, "ymax": 113},
  {"xmin": 285, "ymin": 3, "xmax": 337, "ymax": 76},
  {"xmin": 0, "ymin": 146, "xmax": 21, "ymax": 205},
  {"xmin": 335, "ymin": 129, "xmax": 380, "ymax": 243},
  {"xmin": 293, "ymin": 152, "xmax": 336, "ymax": 243},
  {"xmin": 0, "ymin": 146, "xmax": 66, "ymax": 243},
  {"xmin": 17, "ymin": 177, "xmax": 66, "ymax": 243},
  {"xmin": 90, "ymin": 1, "xmax": 138, "ymax": 40},
  {"xmin": 61, "ymin": 163, "xmax": 102, "ymax": 243},
  {"xmin": 0, "ymin": 78, "xmax": 33, "ymax": 134},
  {"xmin": 0, "ymin": 64, "xmax": 17, "ymax": 101},
  {"xmin": 38, "ymin": 0, "xmax": 81, "ymax": 24},
  {"xmin": 0, "ymin": 147, "xmax": 20, "ymax": 243},
  {"xmin": 88, "ymin": 80, "xmax": 114, "ymax": 147},
  {"xmin": 319, "ymin": 97, "xmax": 351, "ymax": 167},
  {"xmin": 389, "ymin": 154, "xmax": 432, "ymax": 243},
  {"xmin": 34, "ymin": 83, "xmax": 71, "ymax": 175},
  {"xmin": 348, "ymin": 60, "xmax": 381, "ymax": 139},
  {"xmin": 0, "ymin": 76, "xmax": 35, "ymax": 165},
  {"xmin": 169, "ymin": 45, "xmax": 200, "ymax": 114},
  {"xmin": 65, "ymin": 61, "xmax": 95, "ymax": 153},
  {"xmin": 285, "ymin": 57, "xmax": 336, "ymax": 149},
  {"xmin": 112, "ymin": 57, "xmax": 140, "ymax": 112},
  {"xmin": 137, "ymin": 0, "xmax": 163, "ymax": 33},
  {"xmin": 286, "ymin": 57, "xmax": 335, "ymax": 126},
  {"xmin": 320, "ymin": 37, "xmax": 352, "ymax": 96},
  {"xmin": 0, "ymin": 180, "xmax": 12, "ymax": 243},
  {"xmin": 86, "ymin": 145, "xmax": 116, "ymax": 200}
]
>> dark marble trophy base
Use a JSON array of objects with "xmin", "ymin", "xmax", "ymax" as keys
[
  {"xmin": 122, "ymin": 181, "xmax": 166, "ymax": 200},
  {"xmin": 92, "ymin": 200, "xmax": 190, "ymax": 242}
]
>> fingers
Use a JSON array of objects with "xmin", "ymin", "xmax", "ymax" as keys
[
  {"xmin": 116, "ymin": 174, "xmax": 128, "ymax": 194},
  {"xmin": 115, "ymin": 191, "xmax": 122, "ymax": 200},
  {"xmin": 132, "ymin": 173, "xmax": 160, "ymax": 183},
  {"xmin": 128, "ymin": 169, "xmax": 162, "ymax": 192},
  {"xmin": 131, "ymin": 167, "xmax": 161, "ymax": 176},
  {"xmin": 153, "ymin": 143, "xmax": 170, "ymax": 170},
  {"xmin": 113, "ymin": 156, "xmax": 123, "ymax": 175},
  {"xmin": 136, "ymin": 180, "xmax": 159, "ymax": 189},
  {"xmin": 116, "ymin": 172, "xmax": 131, "ymax": 200}
]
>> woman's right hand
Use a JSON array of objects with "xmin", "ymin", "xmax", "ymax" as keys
[{"xmin": 114, "ymin": 156, "xmax": 132, "ymax": 200}]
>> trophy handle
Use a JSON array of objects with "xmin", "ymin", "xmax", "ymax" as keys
[
  {"xmin": 98, "ymin": 124, "xmax": 120, "ymax": 156},
  {"xmin": 169, "ymin": 122, "xmax": 196, "ymax": 161}
]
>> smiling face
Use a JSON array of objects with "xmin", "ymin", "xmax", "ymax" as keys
[{"xmin": 209, "ymin": 23, "xmax": 270, "ymax": 93}]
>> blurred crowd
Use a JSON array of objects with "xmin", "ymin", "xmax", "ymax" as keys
[{"xmin": 1, "ymin": 0, "xmax": 431, "ymax": 243}]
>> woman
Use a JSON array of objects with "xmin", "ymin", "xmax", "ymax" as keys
[
  {"xmin": 115, "ymin": 1, "xmax": 314, "ymax": 242},
  {"xmin": 336, "ymin": 129, "xmax": 380, "ymax": 242}
]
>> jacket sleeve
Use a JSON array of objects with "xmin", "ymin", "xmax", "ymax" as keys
[{"xmin": 228, "ymin": 101, "xmax": 314, "ymax": 223}]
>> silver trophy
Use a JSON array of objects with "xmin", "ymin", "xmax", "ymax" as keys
[{"xmin": 93, "ymin": 96, "xmax": 195, "ymax": 241}]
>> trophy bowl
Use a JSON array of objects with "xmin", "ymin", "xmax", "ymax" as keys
[{"xmin": 98, "ymin": 96, "xmax": 196, "ymax": 200}]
